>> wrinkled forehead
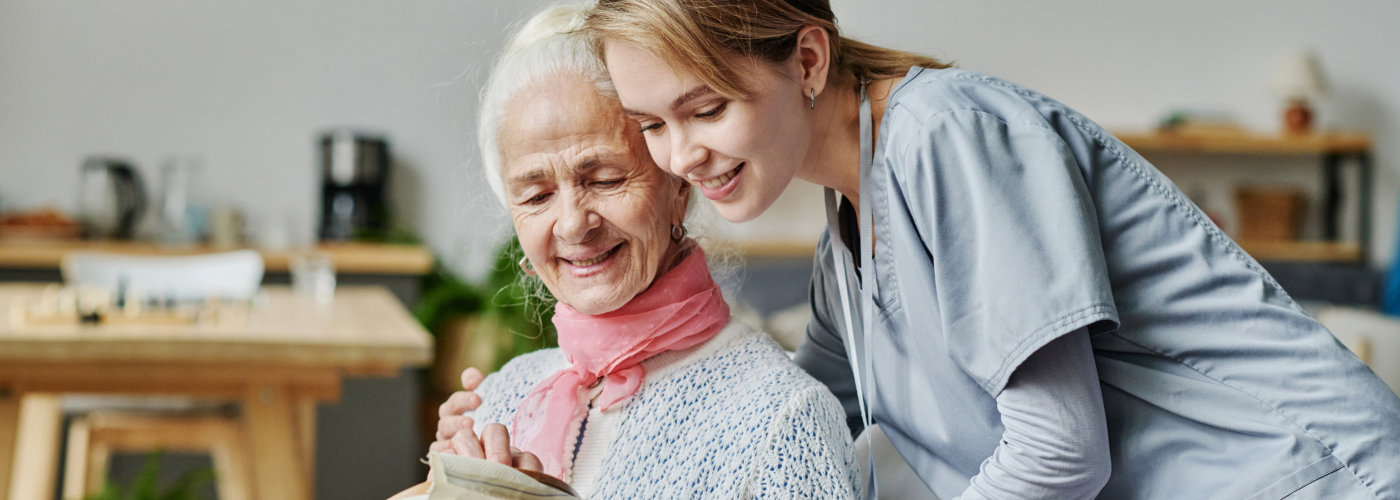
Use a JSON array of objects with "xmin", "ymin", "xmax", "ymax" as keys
[{"xmin": 499, "ymin": 76, "xmax": 649, "ymax": 181}]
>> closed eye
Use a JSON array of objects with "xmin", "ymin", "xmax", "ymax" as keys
[
  {"xmin": 695, "ymin": 102, "xmax": 727, "ymax": 120},
  {"xmin": 523, "ymin": 192, "xmax": 552, "ymax": 205},
  {"xmin": 640, "ymin": 122, "xmax": 664, "ymax": 134}
]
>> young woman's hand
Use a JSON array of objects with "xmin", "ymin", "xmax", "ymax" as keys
[
  {"xmin": 425, "ymin": 367, "xmax": 542, "ymax": 477},
  {"xmin": 431, "ymin": 367, "xmax": 485, "ymax": 451}
]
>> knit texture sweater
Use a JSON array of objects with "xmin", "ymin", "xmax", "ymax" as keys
[{"xmin": 467, "ymin": 318, "xmax": 858, "ymax": 499}]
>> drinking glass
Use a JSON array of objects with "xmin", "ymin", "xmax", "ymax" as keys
[{"xmin": 290, "ymin": 252, "xmax": 336, "ymax": 304}]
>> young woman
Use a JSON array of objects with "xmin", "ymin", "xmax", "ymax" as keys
[{"xmin": 582, "ymin": 0, "xmax": 1400, "ymax": 498}]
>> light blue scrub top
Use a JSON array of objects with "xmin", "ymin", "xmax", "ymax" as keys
[{"xmin": 794, "ymin": 67, "xmax": 1400, "ymax": 499}]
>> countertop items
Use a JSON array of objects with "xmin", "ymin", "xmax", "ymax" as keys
[{"xmin": 0, "ymin": 208, "xmax": 81, "ymax": 240}]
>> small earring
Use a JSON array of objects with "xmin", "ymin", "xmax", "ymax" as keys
[
  {"xmin": 518, "ymin": 256, "xmax": 536, "ymax": 276},
  {"xmin": 808, "ymin": 88, "xmax": 816, "ymax": 109},
  {"xmin": 670, "ymin": 224, "xmax": 687, "ymax": 242}
]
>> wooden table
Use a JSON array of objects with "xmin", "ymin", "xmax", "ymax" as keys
[
  {"xmin": 0, "ymin": 240, "xmax": 433, "ymax": 275},
  {"xmin": 0, "ymin": 285, "xmax": 433, "ymax": 500}
]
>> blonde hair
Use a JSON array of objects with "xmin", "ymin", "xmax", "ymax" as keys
[{"xmin": 584, "ymin": 0, "xmax": 950, "ymax": 99}]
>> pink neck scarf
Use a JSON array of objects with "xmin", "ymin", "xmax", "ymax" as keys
[{"xmin": 512, "ymin": 246, "xmax": 729, "ymax": 480}]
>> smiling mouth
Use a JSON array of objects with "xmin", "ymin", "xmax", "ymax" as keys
[
  {"xmin": 565, "ymin": 244, "xmax": 621, "ymax": 267},
  {"xmin": 700, "ymin": 163, "xmax": 743, "ymax": 189}
]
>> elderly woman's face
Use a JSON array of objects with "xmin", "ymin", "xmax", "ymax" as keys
[{"xmin": 499, "ymin": 75, "xmax": 689, "ymax": 315}]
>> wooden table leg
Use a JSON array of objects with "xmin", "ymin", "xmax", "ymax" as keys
[
  {"xmin": 62, "ymin": 416, "xmax": 93, "ymax": 499},
  {"xmin": 245, "ymin": 384, "xmax": 309, "ymax": 500},
  {"xmin": 297, "ymin": 399, "xmax": 317, "ymax": 482},
  {"xmin": 11, "ymin": 394, "xmax": 63, "ymax": 500},
  {"xmin": 0, "ymin": 387, "xmax": 19, "ymax": 498}
]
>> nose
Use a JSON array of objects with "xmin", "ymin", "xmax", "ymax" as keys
[
  {"xmin": 553, "ymin": 189, "xmax": 600, "ymax": 243},
  {"xmin": 667, "ymin": 127, "xmax": 707, "ymax": 179}
]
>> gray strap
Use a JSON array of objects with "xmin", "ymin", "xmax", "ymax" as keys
[
  {"xmin": 857, "ymin": 82, "xmax": 881, "ymax": 500},
  {"xmin": 824, "ymin": 187, "xmax": 878, "ymax": 499},
  {"xmin": 823, "ymin": 189, "xmax": 872, "ymax": 431},
  {"xmin": 822, "ymin": 82, "xmax": 880, "ymax": 498}
]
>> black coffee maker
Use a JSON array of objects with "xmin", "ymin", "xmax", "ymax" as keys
[
  {"xmin": 318, "ymin": 131, "xmax": 391, "ymax": 241},
  {"xmin": 77, "ymin": 157, "xmax": 148, "ymax": 240}
]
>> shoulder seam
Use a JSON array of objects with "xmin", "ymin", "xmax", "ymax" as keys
[{"xmin": 739, "ymin": 385, "xmax": 831, "ymax": 496}]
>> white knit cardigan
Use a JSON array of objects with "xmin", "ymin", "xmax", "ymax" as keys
[{"xmin": 465, "ymin": 318, "xmax": 858, "ymax": 499}]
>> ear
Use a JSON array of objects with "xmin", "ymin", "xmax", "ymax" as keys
[{"xmin": 791, "ymin": 25, "xmax": 833, "ymax": 98}]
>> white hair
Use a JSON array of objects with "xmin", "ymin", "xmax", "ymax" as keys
[
  {"xmin": 475, "ymin": 3, "xmax": 742, "ymax": 305},
  {"xmin": 477, "ymin": 2, "xmax": 614, "ymax": 207}
]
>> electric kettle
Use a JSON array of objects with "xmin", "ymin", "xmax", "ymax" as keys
[{"xmin": 77, "ymin": 157, "xmax": 148, "ymax": 240}]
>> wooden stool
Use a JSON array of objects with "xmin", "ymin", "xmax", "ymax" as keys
[{"xmin": 62, "ymin": 412, "xmax": 252, "ymax": 500}]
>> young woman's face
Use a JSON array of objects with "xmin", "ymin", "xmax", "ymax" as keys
[
  {"xmin": 604, "ymin": 42, "xmax": 811, "ymax": 223},
  {"xmin": 499, "ymin": 75, "xmax": 689, "ymax": 315}
]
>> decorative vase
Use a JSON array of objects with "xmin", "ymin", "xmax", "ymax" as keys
[{"xmin": 1283, "ymin": 98, "xmax": 1313, "ymax": 135}]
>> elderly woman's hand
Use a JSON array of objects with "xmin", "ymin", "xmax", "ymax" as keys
[
  {"xmin": 432, "ymin": 367, "xmax": 485, "ymax": 450},
  {"xmin": 444, "ymin": 422, "xmax": 544, "ymax": 471}
]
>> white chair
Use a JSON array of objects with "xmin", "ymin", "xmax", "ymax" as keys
[{"xmin": 57, "ymin": 250, "xmax": 264, "ymax": 500}]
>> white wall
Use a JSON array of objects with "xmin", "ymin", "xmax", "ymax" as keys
[
  {"xmin": 832, "ymin": 0, "xmax": 1400, "ymax": 265},
  {"xmin": 0, "ymin": 0, "xmax": 552, "ymax": 279},
  {"xmin": 3, "ymin": 0, "xmax": 1398, "ymax": 276}
]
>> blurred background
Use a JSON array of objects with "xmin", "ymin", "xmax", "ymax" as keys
[{"xmin": 1, "ymin": 0, "xmax": 1398, "ymax": 499}]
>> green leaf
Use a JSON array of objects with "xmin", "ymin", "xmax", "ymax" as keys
[
  {"xmin": 415, "ymin": 236, "xmax": 558, "ymax": 372},
  {"xmin": 129, "ymin": 452, "xmax": 162, "ymax": 500},
  {"xmin": 81, "ymin": 450, "xmax": 213, "ymax": 500},
  {"xmin": 159, "ymin": 467, "xmax": 217, "ymax": 500},
  {"xmin": 81, "ymin": 484, "xmax": 120, "ymax": 500}
]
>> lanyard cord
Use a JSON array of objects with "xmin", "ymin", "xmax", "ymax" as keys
[
  {"xmin": 823, "ymin": 188, "xmax": 872, "ymax": 433},
  {"xmin": 822, "ymin": 82, "xmax": 880, "ymax": 499}
]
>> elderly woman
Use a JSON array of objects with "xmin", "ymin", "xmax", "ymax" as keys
[{"xmin": 407, "ymin": 4, "xmax": 857, "ymax": 499}]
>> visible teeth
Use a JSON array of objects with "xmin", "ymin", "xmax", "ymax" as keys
[
  {"xmin": 572, "ymin": 255, "xmax": 604, "ymax": 266},
  {"xmin": 570, "ymin": 249, "xmax": 611, "ymax": 266},
  {"xmin": 701, "ymin": 169, "xmax": 737, "ymax": 189}
]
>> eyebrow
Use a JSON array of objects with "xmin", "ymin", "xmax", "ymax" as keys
[
  {"xmin": 623, "ymin": 84, "xmax": 714, "ymax": 116},
  {"xmin": 506, "ymin": 159, "xmax": 604, "ymax": 191}
]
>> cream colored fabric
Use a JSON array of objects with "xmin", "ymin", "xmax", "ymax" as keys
[
  {"xmin": 412, "ymin": 453, "xmax": 578, "ymax": 500},
  {"xmin": 855, "ymin": 424, "xmax": 940, "ymax": 499}
]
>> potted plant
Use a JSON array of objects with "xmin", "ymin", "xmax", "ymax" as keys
[
  {"xmin": 414, "ymin": 237, "xmax": 557, "ymax": 397},
  {"xmin": 83, "ymin": 451, "xmax": 214, "ymax": 500}
]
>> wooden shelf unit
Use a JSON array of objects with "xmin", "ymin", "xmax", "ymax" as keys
[
  {"xmin": 1235, "ymin": 240, "xmax": 1362, "ymax": 263},
  {"xmin": 1115, "ymin": 130, "xmax": 1374, "ymax": 264},
  {"xmin": 1113, "ymin": 130, "xmax": 1371, "ymax": 155}
]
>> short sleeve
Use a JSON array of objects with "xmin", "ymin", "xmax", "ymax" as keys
[{"xmin": 885, "ymin": 104, "xmax": 1118, "ymax": 395}]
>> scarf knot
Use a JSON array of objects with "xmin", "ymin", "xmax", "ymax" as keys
[{"xmin": 511, "ymin": 246, "xmax": 729, "ymax": 480}]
